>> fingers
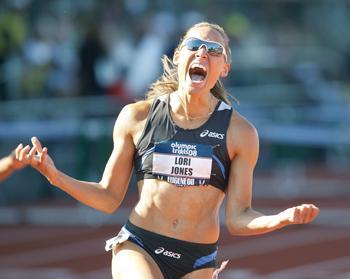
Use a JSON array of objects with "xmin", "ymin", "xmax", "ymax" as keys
[
  {"xmin": 15, "ymin": 143, "xmax": 23, "ymax": 160},
  {"xmin": 15, "ymin": 138, "xmax": 47, "ymax": 165},
  {"xmin": 306, "ymin": 204, "xmax": 320, "ymax": 222},
  {"xmin": 288, "ymin": 204, "xmax": 320, "ymax": 225},
  {"xmin": 294, "ymin": 207, "xmax": 301, "ymax": 223},
  {"xmin": 19, "ymin": 145, "xmax": 30, "ymax": 161},
  {"xmin": 28, "ymin": 145, "xmax": 37, "ymax": 158},
  {"xmin": 31, "ymin": 137, "xmax": 43, "ymax": 152},
  {"xmin": 302, "ymin": 205, "xmax": 314, "ymax": 223},
  {"xmin": 40, "ymin": 147, "xmax": 48, "ymax": 164}
]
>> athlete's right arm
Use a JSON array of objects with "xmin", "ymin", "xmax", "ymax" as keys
[{"xmin": 16, "ymin": 104, "xmax": 137, "ymax": 214}]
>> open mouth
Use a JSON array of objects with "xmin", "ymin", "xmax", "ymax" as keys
[{"xmin": 188, "ymin": 64, "xmax": 207, "ymax": 83}]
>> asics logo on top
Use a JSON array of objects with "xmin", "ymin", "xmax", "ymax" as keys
[
  {"xmin": 200, "ymin": 129, "xmax": 224, "ymax": 139},
  {"xmin": 154, "ymin": 247, "xmax": 181, "ymax": 259}
]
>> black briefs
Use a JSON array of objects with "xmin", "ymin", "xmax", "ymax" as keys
[{"xmin": 105, "ymin": 220, "xmax": 218, "ymax": 279}]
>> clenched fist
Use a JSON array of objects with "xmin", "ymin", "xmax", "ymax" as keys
[{"xmin": 278, "ymin": 204, "xmax": 319, "ymax": 225}]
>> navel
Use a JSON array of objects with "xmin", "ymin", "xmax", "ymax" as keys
[{"xmin": 172, "ymin": 219, "xmax": 179, "ymax": 228}]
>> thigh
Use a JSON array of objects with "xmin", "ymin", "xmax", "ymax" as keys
[
  {"xmin": 182, "ymin": 268, "xmax": 214, "ymax": 279},
  {"xmin": 111, "ymin": 240, "xmax": 164, "ymax": 279}
]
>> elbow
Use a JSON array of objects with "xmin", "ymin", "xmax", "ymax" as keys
[
  {"xmin": 98, "ymin": 184, "xmax": 122, "ymax": 214},
  {"xmin": 101, "ymin": 206, "xmax": 116, "ymax": 215},
  {"xmin": 100, "ymin": 195, "xmax": 120, "ymax": 214},
  {"xmin": 225, "ymin": 218, "xmax": 244, "ymax": 236},
  {"xmin": 225, "ymin": 208, "xmax": 252, "ymax": 236},
  {"xmin": 103, "ymin": 200, "xmax": 120, "ymax": 214}
]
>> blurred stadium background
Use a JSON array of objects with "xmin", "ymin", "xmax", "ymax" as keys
[{"xmin": 0, "ymin": 0, "xmax": 349, "ymax": 278}]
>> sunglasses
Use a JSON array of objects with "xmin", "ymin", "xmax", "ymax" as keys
[{"xmin": 182, "ymin": 37, "xmax": 227, "ymax": 62}]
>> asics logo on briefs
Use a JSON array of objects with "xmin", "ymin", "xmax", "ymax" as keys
[
  {"xmin": 155, "ymin": 247, "xmax": 181, "ymax": 259},
  {"xmin": 200, "ymin": 129, "xmax": 224, "ymax": 139},
  {"xmin": 155, "ymin": 247, "xmax": 165, "ymax": 254}
]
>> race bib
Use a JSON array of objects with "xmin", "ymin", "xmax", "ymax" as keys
[{"xmin": 152, "ymin": 141, "xmax": 213, "ymax": 186}]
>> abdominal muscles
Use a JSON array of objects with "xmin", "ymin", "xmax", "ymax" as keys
[{"xmin": 129, "ymin": 179, "xmax": 225, "ymax": 243}]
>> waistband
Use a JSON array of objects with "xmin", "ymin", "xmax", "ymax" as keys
[{"xmin": 125, "ymin": 220, "xmax": 218, "ymax": 249}]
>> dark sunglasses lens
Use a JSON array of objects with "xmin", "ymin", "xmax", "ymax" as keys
[
  {"xmin": 186, "ymin": 39, "xmax": 201, "ymax": 51},
  {"xmin": 186, "ymin": 39, "xmax": 223, "ymax": 55},
  {"xmin": 207, "ymin": 43, "xmax": 223, "ymax": 55}
]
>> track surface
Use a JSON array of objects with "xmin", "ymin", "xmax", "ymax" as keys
[{"xmin": 0, "ymin": 198, "xmax": 349, "ymax": 279}]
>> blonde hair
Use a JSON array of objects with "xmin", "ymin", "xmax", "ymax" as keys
[{"xmin": 146, "ymin": 22, "xmax": 233, "ymax": 104}]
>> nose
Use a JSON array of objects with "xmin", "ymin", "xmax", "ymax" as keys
[{"xmin": 195, "ymin": 45, "xmax": 208, "ymax": 59}]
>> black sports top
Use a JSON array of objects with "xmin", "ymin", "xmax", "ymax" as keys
[{"xmin": 133, "ymin": 94, "xmax": 233, "ymax": 192}]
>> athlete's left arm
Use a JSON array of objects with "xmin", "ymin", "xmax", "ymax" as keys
[{"xmin": 224, "ymin": 114, "xmax": 319, "ymax": 236}]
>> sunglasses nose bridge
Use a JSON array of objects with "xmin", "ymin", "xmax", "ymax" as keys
[
  {"xmin": 195, "ymin": 43, "xmax": 209, "ymax": 57},
  {"xmin": 199, "ymin": 43, "xmax": 208, "ymax": 51}
]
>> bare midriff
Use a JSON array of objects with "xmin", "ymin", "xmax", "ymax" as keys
[{"xmin": 128, "ymin": 179, "xmax": 225, "ymax": 244}]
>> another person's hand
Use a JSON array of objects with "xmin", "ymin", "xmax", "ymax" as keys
[
  {"xmin": 16, "ymin": 137, "xmax": 57, "ymax": 184},
  {"xmin": 278, "ymin": 204, "xmax": 319, "ymax": 225},
  {"xmin": 0, "ymin": 149, "xmax": 29, "ymax": 182},
  {"xmin": 9, "ymin": 150, "xmax": 27, "ymax": 171}
]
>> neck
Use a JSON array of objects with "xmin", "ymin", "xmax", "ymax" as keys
[{"xmin": 173, "ymin": 90, "xmax": 215, "ymax": 121}]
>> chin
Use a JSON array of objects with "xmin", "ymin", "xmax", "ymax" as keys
[
  {"xmin": 185, "ymin": 80, "xmax": 208, "ymax": 94},
  {"xmin": 187, "ymin": 86, "xmax": 206, "ymax": 95}
]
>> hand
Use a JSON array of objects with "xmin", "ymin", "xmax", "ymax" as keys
[
  {"xmin": 278, "ymin": 204, "xmax": 319, "ymax": 225},
  {"xmin": 9, "ymin": 150, "xmax": 27, "ymax": 171},
  {"xmin": 15, "ymin": 137, "xmax": 57, "ymax": 184}
]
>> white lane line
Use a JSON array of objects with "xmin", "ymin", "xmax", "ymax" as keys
[
  {"xmin": 0, "ymin": 237, "xmax": 108, "ymax": 267},
  {"xmin": 220, "ymin": 268, "xmax": 261, "ymax": 279},
  {"xmin": 0, "ymin": 227, "xmax": 93, "ymax": 246},
  {"xmin": 220, "ymin": 257, "xmax": 350, "ymax": 279},
  {"xmin": 76, "ymin": 268, "xmax": 112, "ymax": 279},
  {"xmin": 0, "ymin": 206, "xmax": 131, "ymax": 226},
  {"xmin": 0, "ymin": 268, "xmax": 77, "ymax": 279},
  {"xmin": 0, "ymin": 267, "xmax": 113, "ymax": 279},
  {"xmin": 219, "ymin": 229, "xmax": 349, "ymax": 260},
  {"xmin": 256, "ymin": 256, "xmax": 350, "ymax": 279}
]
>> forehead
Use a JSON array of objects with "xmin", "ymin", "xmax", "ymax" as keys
[{"xmin": 185, "ymin": 26, "xmax": 225, "ymax": 45}]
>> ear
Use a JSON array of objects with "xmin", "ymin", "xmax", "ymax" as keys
[
  {"xmin": 173, "ymin": 50, "xmax": 180, "ymax": 66},
  {"xmin": 220, "ymin": 63, "xmax": 230, "ymax": 78}
]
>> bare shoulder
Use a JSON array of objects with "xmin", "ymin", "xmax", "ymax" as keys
[
  {"xmin": 113, "ymin": 99, "xmax": 153, "ymax": 142},
  {"xmin": 227, "ymin": 110, "xmax": 259, "ymax": 158},
  {"xmin": 118, "ymin": 99, "xmax": 153, "ymax": 122},
  {"xmin": 229, "ymin": 110, "xmax": 258, "ymax": 138}
]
